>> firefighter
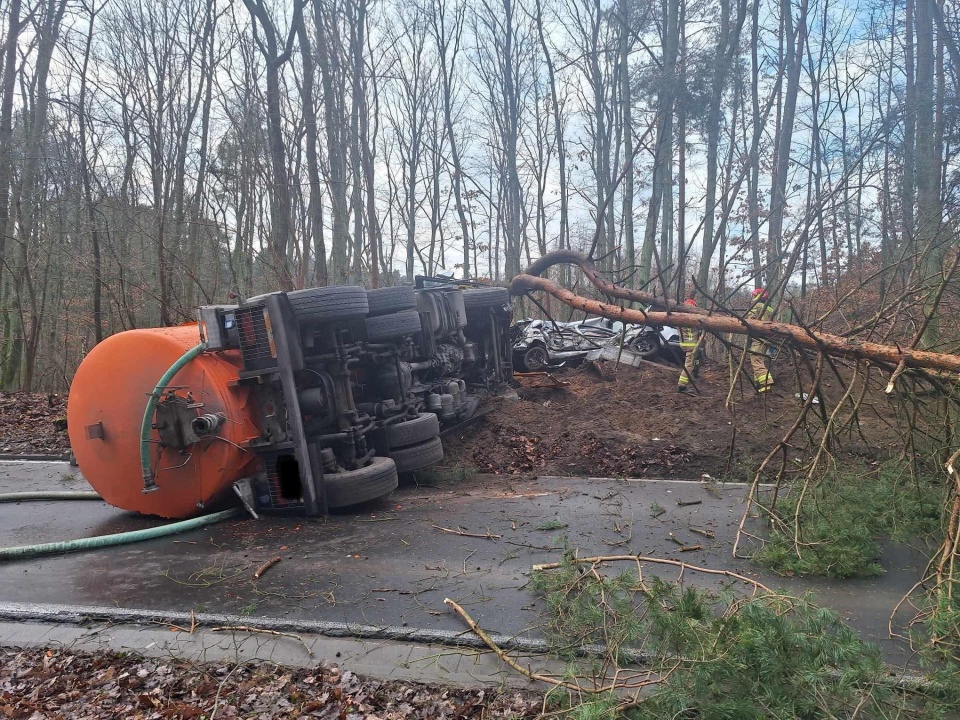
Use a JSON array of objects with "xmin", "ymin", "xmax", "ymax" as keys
[
  {"xmin": 747, "ymin": 288, "xmax": 775, "ymax": 393},
  {"xmin": 677, "ymin": 297, "xmax": 701, "ymax": 394}
]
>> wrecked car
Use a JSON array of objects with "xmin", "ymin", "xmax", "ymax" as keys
[{"xmin": 512, "ymin": 316, "xmax": 684, "ymax": 372}]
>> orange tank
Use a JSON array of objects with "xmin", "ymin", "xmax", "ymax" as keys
[{"xmin": 67, "ymin": 324, "xmax": 261, "ymax": 519}]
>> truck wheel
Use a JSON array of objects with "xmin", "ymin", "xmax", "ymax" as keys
[
  {"xmin": 390, "ymin": 436, "xmax": 444, "ymax": 473},
  {"xmin": 385, "ymin": 412, "xmax": 440, "ymax": 448},
  {"xmin": 323, "ymin": 456, "xmax": 398, "ymax": 508},
  {"xmin": 367, "ymin": 286, "xmax": 417, "ymax": 316},
  {"xmin": 287, "ymin": 285, "xmax": 369, "ymax": 324},
  {"xmin": 462, "ymin": 287, "xmax": 511, "ymax": 312},
  {"xmin": 366, "ymin": 309, "xmax": 423, "ymax": 342}
]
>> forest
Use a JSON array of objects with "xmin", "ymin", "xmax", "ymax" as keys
[{"xmin": 0, "ymin": 0, "xmax": 956, "ymax": 391}]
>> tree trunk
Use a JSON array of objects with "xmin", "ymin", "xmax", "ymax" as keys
[
  {"xmin": 349, "ymin": 0, "xmax": 367, "ymax": 283},
  {"xmin": 78, "ymin": 0, "xmax": 103, "ymax": 344},
  {"xmin": 315, "ymin": 0, "xmax": 351, "ymax": 283},
  {"xmin": 0, "ymin": 0, "xmax": 22, "ymax": 294},
  {"xmin": 916, "ymin": 0, "xmax": 943, "ymax": 346},
  {"xmin": 534, "ymin": 0, "xmax": 567, "ymax": 265},
  {"xmin": 697, "ymin": 0, "xmax": 746, "ymax": 296},
  {"xmin": 433, "ymin": 0, "xmax": 472, "ymax": 281},
  {"xmin": 296, "ymin": 7, "xmax": 327, "ymax": 286},
  {"xmin": 639, "ymin": 0, "xmax": 678, "ymax": 287},
  {"xmin": 619, "ymin": 0, "xmax": 635, "ymax": 286},
  {"xmin": 902, "ymin": 0, "xmax": 916, "ymax": 252},
  {"xmin": 767, "ymin": 0, "xmax": 808, "ymax": 291},
  {"xmin": 240, "ymin": 0, "xmax": 297, "ymax": 290}
]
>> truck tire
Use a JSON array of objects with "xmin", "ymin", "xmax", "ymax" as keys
[
  {"xmin": 390, "ymin": 436, "xmax": 444, "ymax": 473},
  {"xmin": 367, "ymin": 286, "xmax": 417, "ymax": 316},
  {"xmin": 366, "ymin": 309, "xmax": 423, "ymax": 342},
  {"xmin": 287, "ymin": 285, "xmax": 369, "ymax": 324},
  {"xmin": 462, "ymin": 286, "xmax": 511, "ymax": 312},
  {"xmin": 323, "ymin": 456, "xmax": 399, "ymax": 508},
  {"xmin": 385, "ymin": 412, "xmax": 440, "ymax": 448}
]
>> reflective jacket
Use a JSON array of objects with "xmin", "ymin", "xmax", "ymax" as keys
[
  {"xmin": 679, "ymin": 325, "xmax": 699, "ymax": 350},
  {"xmin": 746, "ymin": 298, "xmax": 773, "ymax": 323}
]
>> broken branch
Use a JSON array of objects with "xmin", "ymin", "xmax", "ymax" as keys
[
  {"xmin": 432, "ymin": 525, "xmax": 502, "ymax": 540},
  {"xmin": 444, "ymin": 597, "xmax": 661, "ymax": 694},
  {"xmin": 253, "ymin": 556, "xmax": 282, "ymax": 579},
  {"xmin": 209, "ymin": 625, "xmax": 314, "ymax": 656},
  {"xmin": 531, "ymin": 554, "xmax": 773, "ymax": 594}
]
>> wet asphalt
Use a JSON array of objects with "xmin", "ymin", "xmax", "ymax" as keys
[{"xmin": 0, "ymin": 461, "xmax": 930, "ymax": 668}]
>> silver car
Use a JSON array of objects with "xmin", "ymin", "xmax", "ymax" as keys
[{"xmin": 512, "ymin": 316, "xmax": 683, "ymax": 372}]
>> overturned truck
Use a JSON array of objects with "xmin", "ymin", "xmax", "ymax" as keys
[{"xmin": 67, "ymin": 282, "xmax": 513, "ymax": 519}]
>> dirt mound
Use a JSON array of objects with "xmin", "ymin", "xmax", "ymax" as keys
[
  {"xmin": 2, "ymin": 355, "xmax": 900, "ymax": 479},
  {"xmin": 443, "ymin": 356, "xmax": 895, "ymax": 480}
]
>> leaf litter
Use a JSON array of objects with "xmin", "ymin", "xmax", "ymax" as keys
[{"xmin": 1, "ymin": 647, "xmax": 540, "ymax": 719}]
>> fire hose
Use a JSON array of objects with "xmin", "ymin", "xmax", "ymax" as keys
[
  {"xmin": 0, "ymin": 491, "xmax": 101, "ymax": 502},
  {"xmin": 0, "ymin": 507, "xmax": 240, "ymax": 561}
]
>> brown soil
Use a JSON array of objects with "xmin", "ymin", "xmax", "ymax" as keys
[{"xmin": 443, "ymin": 357, "xmax": 901, "ymax": 481}]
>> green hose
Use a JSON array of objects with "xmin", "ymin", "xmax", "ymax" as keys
[
  {"xmin": 0, "ymin": 507, "xmax": 240, "ymax": 561},
  {"xmin": 140, "ymin": 341, "xmax": 207, "ymax": 493},
  {"xmin": 0, "ymin": 491, "xmax": 101, "ymax": 502}
]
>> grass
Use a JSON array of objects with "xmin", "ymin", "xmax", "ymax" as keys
[
  {"xmin": 754, "ymin": 460, "xmax": 947, "ymax": 578},
  {"xmin": 239, "ymin": 602, "xmax": 259, "ymax": 616},
  {"xmin": 536, "ymin": 518, "xmax": 568, "ymax": 531},
  {"xmin": 410, "ymin": 462, "xmax": 477, "ymax": 486},
  {"xmin": 530, "ymin": 552, "xmax": 959, "ymax": 719}
]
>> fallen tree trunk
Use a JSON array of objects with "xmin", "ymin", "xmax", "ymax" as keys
[
  {"xmin": 523, "ymin": 249, "xmax": 710, "ymax": 315},
  {"xmin": 510, "ymin": 270, "xmax": 960, "ymax": 375}
]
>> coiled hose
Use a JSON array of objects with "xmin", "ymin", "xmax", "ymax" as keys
[
  {"xmin": 140, "ymin": 341, "xmax": 208, "ymax": 493},
  {"xmin": 0, "ymin": 507, "xmax": 240, "ymax": 561}
]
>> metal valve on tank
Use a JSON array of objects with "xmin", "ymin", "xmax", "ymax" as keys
[{"xmin": 191, "ymin": 413, "xmax": 226, "ymax": 437}]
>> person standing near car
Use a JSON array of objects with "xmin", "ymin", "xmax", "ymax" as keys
[
  {"xmin": 677, "ymin": 298, "xmax": 701, "ymax": 394},
  {"xmin": 747, "ymin": 288, "xmax": 775, "ymax": 393}
]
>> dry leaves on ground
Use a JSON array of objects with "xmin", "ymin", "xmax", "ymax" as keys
[
  {"xmin": 0, "ymin": 648, "xmax": 541, "ymax": 719},
  {"xmin": 0, "ymin": 392, "xmax": 69, "ymax": 455}
]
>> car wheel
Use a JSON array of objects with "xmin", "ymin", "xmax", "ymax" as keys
[
  {"xmin": 365, "ymin": 309, "xmax": 423, "ymax": 342},
  {"xmin": 323, "ymin": 456, "xmax": 399, "ymax": 508},
  {"xmin": 385, "ymin": 412, "xmax": 440, "ymax": 448},
  {"xmin": 462, "ymin": 286, "xmax": 512, "ymax": 312},
  {"xmin": 390, "ymin": 436, "xmax": 444, "ymax": 473},
  {"xmin": 367, "ymin": 286, "xmax": 417, "ymax": 316},
  {"xmin": 629, "ymin": 334, "xmax": 660, "ymax": 359},
  {"xmin": 287, "ymin": 285, "xmax": 369, "ymax": 324},
  {"xmin": 523, "ymin": 345, "xmax": 549, "ymax": 372}
]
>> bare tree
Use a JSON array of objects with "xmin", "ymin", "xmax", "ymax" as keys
[{"xmin": 240, "ymin": 0, "xmax": 302, "ymax": 290}]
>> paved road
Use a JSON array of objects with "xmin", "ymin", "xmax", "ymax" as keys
[{"xmin": 0, "ymin": 461, "xmax": 929, "ymax": 667}]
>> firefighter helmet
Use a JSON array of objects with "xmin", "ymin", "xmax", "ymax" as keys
[
  {"xmin": 752, "ymin": 288, "xmax": 769, "ymax": 300},
  {"xmin": 684, "ymin": 298, "xmax": 697, "ymax": 307}
]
